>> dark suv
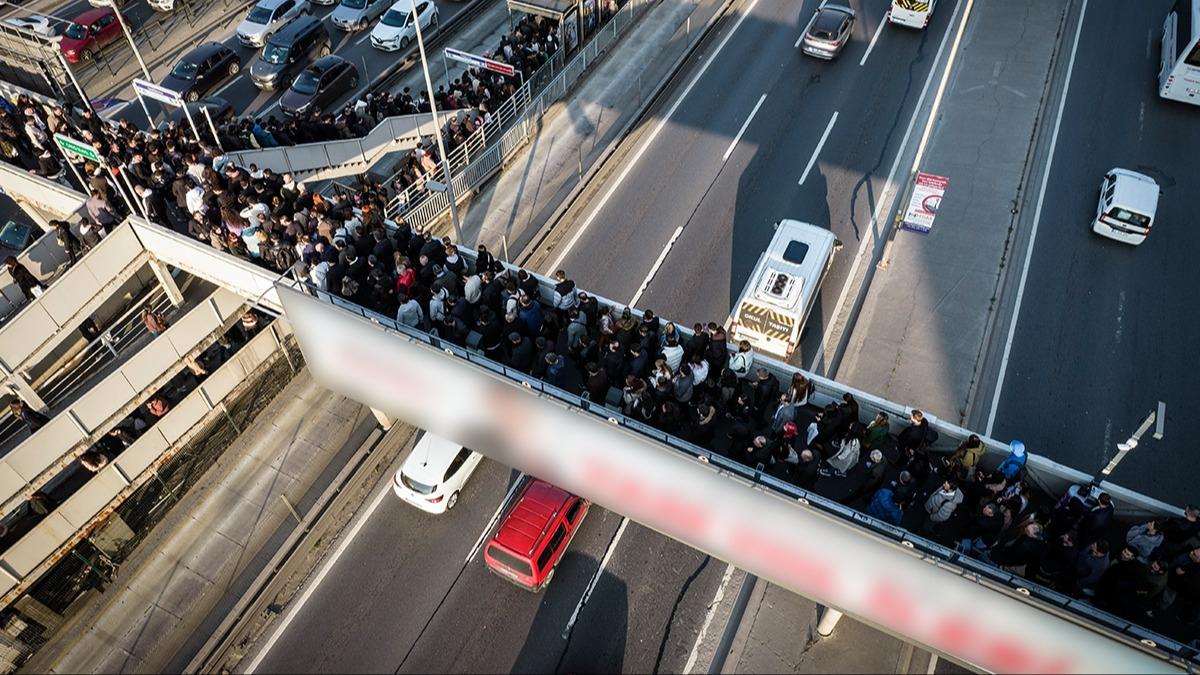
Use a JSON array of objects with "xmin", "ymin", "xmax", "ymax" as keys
[{"xmin": 249, "ymin": 15, "xmax": 331, "ymax": 91}]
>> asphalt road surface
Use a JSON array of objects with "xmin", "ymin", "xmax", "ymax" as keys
[
  {"xmin": 251, "ymin": 0, "xmax": 960, "ymax": 671},
  {"xmin": 251, "ymin": 451, "xmax": 729, "ymax": 673},
  {"xmin": 550, "ymin": 0, "xmax": 957, "ymax": 373},
  {"xmin": 989, "ymin": 0, "xmax": 1199, "ymax": 507}
]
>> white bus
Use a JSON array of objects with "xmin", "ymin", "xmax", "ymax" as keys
[
  {"xmin": 728, "ymin": 220, "xmax": 835, "ymax": 361},
  {"xmin": 888, "ymin": 0, "xmax": 937, "ymax": 29},
  {"xmin": 1160, "ymin": 0, "xmax": 1200, "ymax": 104}
]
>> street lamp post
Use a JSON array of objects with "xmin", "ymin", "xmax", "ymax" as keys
[
  {"xmin": 92, "ymin": 0, "xmax": 155, "ymax": 126},
  {"xmin": 410, "ymin": 0, "xmax": 464, "ymax": 244}
]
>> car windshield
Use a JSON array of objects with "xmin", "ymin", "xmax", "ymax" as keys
[
  {"xmin": 342, "ymin": 0, "xmax": 366, "ymax": 9},
  {"xmin": 380, "ymin": 9, "xmax": 409, "ymax": 27},
  {"xmin": 247, "ymin": 5, "xmax": 273, "ymax": 23},
  {"xmin": 262, "ymin": 43, "xmax": 289, "ymax": 64},
  {"xmin": 0, "ymin": 222, "xmax": 30, "ymax": 251},
  {"xmin": 291, "ymin": 69, "xmax": 321, "ymax": 95},
  {"xmin": 170, "ymin": 61, "xmax": 198, "ymax": 80},
  {"xmin": 63, "ymin": 22, "xmax": 87, "ymax": 40},
  {"xmin": 400, "ymin": 472, "xmax": 435, "ymax": 495}
]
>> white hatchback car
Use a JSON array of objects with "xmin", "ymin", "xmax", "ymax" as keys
[
  {"xmin": 236, "ymin": 0, "xmax": 310, "ymax": 47},
  {"xmin": 369, "ymin": 0, "xmax": 437, "ymax": 52},
  {"xmin": 392, "ymin": 433, "xmax": 482, "ymax": 513}
]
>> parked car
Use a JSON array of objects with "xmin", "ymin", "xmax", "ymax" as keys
[
  {"xmin": 249, "ymin": 14, "xmax": 330, "ymax": 90},
  {"xmin": 330, "ymin": 0, "xmax": 390, "ymax": 31},
  {"xmin": 369, "ymin": 0, "xmax": 437, "ymax": 52},
  {"xmin": 391, "ymin": 434, "xmax": 483, "ymax": 513},
  {"xmin": 0, "ymin": 221, "xmax": 45, "ymax": 260},
  {"xmin": 59, "ymin": 7, "xmax": 129, "ymax": 63},
  {"xmin": 236, "ymin": 0, "xmax": 310, "ymax": 48},
  {"xmin": 483, "ymin": 479, "xmax": 589, "ymax": 591},
  {"xmin": 800, "ymin": 3, "xmax": 855, "ymax": 60},
  {"xmin": 279, "ymin": 54, "xmax": 359, "ymax": 115},
  {"xmin": 3, "ymin": 15, "xmax": 62, "ymax": 39},
  {"xmin": 149, "ymin": 0, "xmax": 195, "ymax": 12},
  {"xmin": 161, "ymin": 43, "xmax": 241, "ymax": 102}
]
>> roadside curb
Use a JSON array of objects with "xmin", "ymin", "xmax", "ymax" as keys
[
  {"xmin": 714, "ymin": 573, "xmax": 762, "ymax": 674},
  {"xmin": 515, "ymin": 0, "xmax": 743, "ymax": 267}
]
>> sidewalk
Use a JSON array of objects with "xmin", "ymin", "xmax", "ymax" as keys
[
  {"xmin": 24, "ymin": 369, "xmax": 377, "ymax": 674},
  {"xmin": 725, "ymin": 581, "xmax": 947, "ymax": 674},
  {"xmin": 837, "ymin": 0, "xmax": 1071, "ymax": 426},
  {"xmin": 445, "ymin": 0, "xmax": 729, "ymax": 255}
]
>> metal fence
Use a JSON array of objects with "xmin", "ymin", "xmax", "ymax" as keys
[{"xmin": 373, "ymin": 0, "xmax": 659, "ymax": 229}]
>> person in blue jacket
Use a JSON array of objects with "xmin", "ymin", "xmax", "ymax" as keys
[{"xmin": 867, "ymin": 488, "xmax": 904, "ymax": 526}]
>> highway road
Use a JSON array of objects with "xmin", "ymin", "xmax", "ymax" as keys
[
  {"xmin": 988, "ymin": 0, "xmax": 1199, "ymax": 507},
  {"xmin": 251, "ymin": 451, "xmax": 728, "ymax": 673},
  {"xmin": 249, "ymin": 0, "xmax": 959, "ymax": 671},
  {"xmin": 548, "ymin": 0, "xmax": 958, "ymax": 373},
  {"xmin": 7, "ymin": 0, "xmax": 479, "ymax": 125}
]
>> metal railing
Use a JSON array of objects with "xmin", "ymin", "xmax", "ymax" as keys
[
  {"xmin": 0, "ymin": 287, "xmax": 176, "ymax": 453},
  {"xmin": 290, "ymin": 251, "xmax": 1200, "ymax": 671},
  {"xmin": 368, "ymin": 0, "xmax": 658, "ymax": 229}
]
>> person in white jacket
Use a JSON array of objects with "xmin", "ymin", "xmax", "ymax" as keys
[
  {"xmin": 822, "ymin": 423, "xmax": 862, "ymax": 477},
  {"xmin": 728, "ymin": 340, "xmax": 754, "ymax": 379},
  {"xmin": 661, "ymin": 335, "xmax": 684, "ymax": 373}
]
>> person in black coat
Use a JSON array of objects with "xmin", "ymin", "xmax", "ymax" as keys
[
  {"xmin": 506, "ymin": 332, "xmax": 534, "ymax": 373},
  {"xmin": 1077, "ymin": 493, "xmax": 1115, "ymax": 546},
  {"xmin": 584, "ymin": 361, "xmax": 610, "ymax": 404},
  {"xmin": 53, "ymin": 220, "xmax": 83, "ymax": 266},
  {"xmin": 793, "ymin": 449, "xmax": 820, "ymax": 490},
  {"xmin": 5, "ymin": 256, "xmax": 43, "ymax": 301}
]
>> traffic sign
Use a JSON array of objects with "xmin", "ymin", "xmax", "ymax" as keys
[
  {"xmin": 132, "ymin": 78, "xmax": 184, "ymax": 107},
  {"xmin": 444, "ymin": 48, "xmax": 515, "ymax": 78},
  {"xmin": 53, "ymin": 133, "xmax": 100, "ymax": 163}
]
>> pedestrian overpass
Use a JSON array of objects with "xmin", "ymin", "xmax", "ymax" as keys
[{"xmin": 0, "ymin": 147, "xmax": 1194, "ymax": 669}]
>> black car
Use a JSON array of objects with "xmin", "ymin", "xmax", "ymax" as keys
[
  {"xmin": 161, "ymin": 42, "xmax": 242, "ymax": 102},
  {"xmin": 0, "ymin": 221, "xmax": 45, "ymax": 259},
  {"xmin": 249, "ymin": 15, "xmax": 331, "ymax": 91},
  {"xmin": 279, "ymin": 55, "xmax": 359, "ymax": 116}
]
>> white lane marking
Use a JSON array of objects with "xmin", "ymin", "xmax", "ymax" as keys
[
  {"xmin": 807, "ymin": 0, "xmax": 970, "ymax": 373},
  {"xmin": 629, "ymin": 225, "xmax": 684, "ymax": 306},
  {"xmin": 859, "ymin": 11, "xmax": 888, "ymax": 66},
  {"xmin": 798, "ymin": 111, "xmax": 838, "ymax": 185},
  {"xmin": 721, "ymin": 93, "xmax": 767, "ymax": 162},
  {"xmin": 246, "ymin": 481, "xmax": 393, "ymax": 673},
  {"xmin": 561, "ymin": 516, "xmax": 629, "ymax": 639},
  {"xmin": 213, "ymin": 74, "xmax": 244, "ymax": 99},
  {"xmin": 984, "ymin": 0, "xmax": 1089, "ymax": 437},
  {"xmin": 355, "ymin": 28, "xmax": 375, "ymax": 47},
  {"xmin": 464, "ymin": 473, "xmax": 526, "ymax": 564},
  {"xmin": 1114, "ymin": 289, "xmax": 1125, "ymax": 344},
  {"xmin": 546, "ymin": 0, "xmax": 764, "ymax": 273},
  {"xmin": 682, "ymin": 562, "xmax": 736, "ymax": 674}
]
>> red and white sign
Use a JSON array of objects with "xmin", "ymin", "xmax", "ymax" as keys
[
  {"xmin": 901, "ymin": 172, "xmax": 949, "ymax": 234},
  {"xmin": 444, "ymin": 47, "xmax": 515, "ymax": 78}
]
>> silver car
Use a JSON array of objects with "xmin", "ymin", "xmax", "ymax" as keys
[
  {"xmin": 801, "ymin": 3, "xmax": 855, "ymax": 60},
  {"xmin": 236, "ymin": 0, "xmax": 310, "ymax": 47},
  {"xmin": 331, "ymin": 0, "xmax": 389, "ymax": 31}
]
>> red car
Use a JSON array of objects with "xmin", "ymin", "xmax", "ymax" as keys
[
  {"xmin": 484, "ymin": 479, "xmax": 589, "ymax": 591},
  {"xmin": 60, "ymin": 7, "xmax": 128, "ymax": 64}
]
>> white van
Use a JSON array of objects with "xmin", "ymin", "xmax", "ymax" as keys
[
  {"xmin": 888, "ymin": 0, "xmax": 937, "ymax": 29},
  {"xmin": 729, "ymin": 220, "xmax": 836, "ymax": 361},
  {"xmin": 1092, "ymin": 168, "xmax": 1160, "ymax": 246},
  {"xmin": 392, "ymin": 433, "xmax": 483, "ymax": 513}
]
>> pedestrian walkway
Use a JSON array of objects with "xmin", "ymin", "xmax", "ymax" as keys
[
  {"xmin": 446, "ymin": 0, "xmax": 729, "ymax": 255},
  {"xmin": 838, "ymin": 0, "xmax": 1070, "ymax": 426},
  {"xmin": 23, "ymin": 369, "xmax": 377, "ymax": 674}
]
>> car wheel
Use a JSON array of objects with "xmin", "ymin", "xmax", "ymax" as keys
[
  {"xmin": 83, "ymin": 48, "xmax": 97, "ymax": 61},
  {"xmin": 228, "ymin": 60, "xmax": 240, "ymax": 76},
  {"xmin": 319, "ymin": 44, "xmax": 331, "ymax": 56},
  {"xmin": 400, "ymin": 35, "xmax": 410, "ymax": 50},
  {"xmin": 446, "ymin": 491, "xmax": 459, "ymax": 510},
  {"xmin": 431, "ymin": 12, "xmax": 438, "ymax": 26},
  {"xmin": 301, "ymin": 7, "xmax": 310, "ymax": 15},
  {"xmin": 349, "ymin": 73, "xmax": 359, "ymax": 88},
  {"xmin": 186, "ymin": 89, "xmax": 199, "ymax": 102}
]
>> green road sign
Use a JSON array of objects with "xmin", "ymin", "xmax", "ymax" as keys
[{"xmin": 53, "ymin": 133, "xmax": 100, "ymax": 163}]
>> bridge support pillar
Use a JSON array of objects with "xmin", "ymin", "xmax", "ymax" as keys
[{"xmin": 816, "ymin": 607, "xmax": 843, "ymax": 637}]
